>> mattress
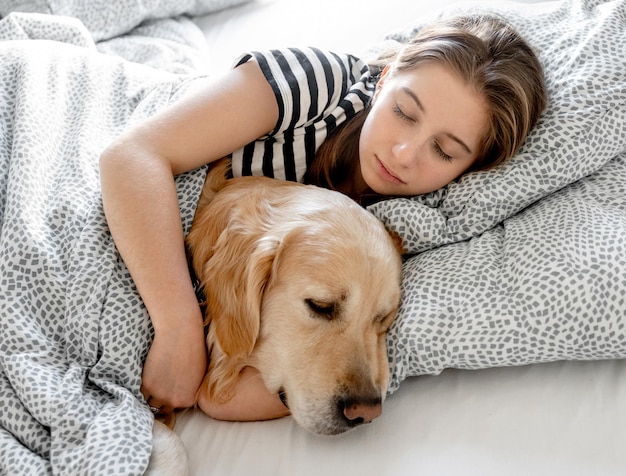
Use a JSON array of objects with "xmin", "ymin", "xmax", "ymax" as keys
[{"xmin": 177, "ymin": 360, "xmax": 626, "ymax": 476}]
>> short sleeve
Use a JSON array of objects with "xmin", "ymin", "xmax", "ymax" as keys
[
  {"xmin": 229, "ymin": 47, "xmax": 373, "ymax": 181},
  {"xmin": 233, "ymin": 47, "xmax": 371, "ymax": 136}
]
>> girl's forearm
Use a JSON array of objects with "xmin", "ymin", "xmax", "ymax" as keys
[
  {"xmin": 99, "ymin": 139, "xmax": 201, "ymax": 331},
  {"xmin": 100, "ymin": 138, "xmax": 207, "ymax": 410},
  {"xmin": 197, "ymin": 367, "xmax": 290, "ymax": 422}
]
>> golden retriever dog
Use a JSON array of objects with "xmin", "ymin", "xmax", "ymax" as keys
[
  {"xmin": 187, "ymin": 161, "xmax": 403, "ymax": 436},
  {"xmin": 147, "ymin": 162, "xmax": 402, "ymax": 475}
]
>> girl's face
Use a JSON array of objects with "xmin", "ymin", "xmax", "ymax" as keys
[{"xmin": 358, "ymin": 62, "xmax": 489, "ymax": 196}]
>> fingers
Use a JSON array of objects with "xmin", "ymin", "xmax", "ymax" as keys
[
  {"xmin": 141, "ymin": 382, "xmax": 194, "ymax": 415},
  {"xmin": 145, "ymin": 399, "xmax": 177, "ymax": 429},
  {"xmin": 142, "ymin": 389, "xmax": 195, "ymax": 413},
  {"xmin": 140, "ymin": 360, "xmax": 204, "ymax": 410},
  {"xmin": 141, "ymin": 384, "xmax": 170, "ymax": 414},
  {"xmin": 139, "ymin": 325, "xmax": 207, "ymax": 414},
  {"xmin": 143, "ymin": 394, "xmax": 174, "ymax": 418}
]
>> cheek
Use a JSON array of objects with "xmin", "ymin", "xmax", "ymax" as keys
[
  {"xmin": 358, "ymin": 111, "xmax": 375, "ymax": 153},
  {"xmin": 361, "ymin": 99, "xmax": 389, "ymax": 140},
  {"xmin": 400, "ymin": 163, "xmax": 468, "ymax": 196},
  {"xmin": 417, "ymin": 168, "xmax": 464, "ymax": 194},
  {"xmin": 358, "ymin": 105, "xmax": 392, "ymax": 164}
]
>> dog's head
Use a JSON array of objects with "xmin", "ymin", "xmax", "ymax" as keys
[{"xmin": 187, "ymin": 165, "xmax": 402, "ymax": 435}]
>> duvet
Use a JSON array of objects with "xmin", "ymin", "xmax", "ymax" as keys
[{"xmin": 0, "ymin": 2, "xmax": 237, "ymax": 474}]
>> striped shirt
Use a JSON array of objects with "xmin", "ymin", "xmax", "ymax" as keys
[{"xmin": 231, "ymin": 47, "xmax": 376, "ymax": 182}]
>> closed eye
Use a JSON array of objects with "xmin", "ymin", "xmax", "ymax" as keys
[
  {"xmin": 376, "ymin": 309, "xmax": 398, "ymax": 333},
  {"xmin": 393, "ymin": 104, "xmax": 414, "ymax": 123},
  {"xmin": 434, "ymin": 142, "xmax": 453, "ymax": 162},
  {"xmin": 305, "ymin": 299, "xmax": 337, "ymax": 320}
]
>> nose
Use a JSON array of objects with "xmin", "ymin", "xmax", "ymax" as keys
[
  {"xmin": 391, "ymin": 135, "xmax": 423, "ymax": 167},
  {"xmin": 341, "ymin": 396, "xmax": 383, "ymax": 425}
]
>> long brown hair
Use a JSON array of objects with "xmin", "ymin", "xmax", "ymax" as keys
[{"xmin": 305, "ymin": 14, "xmax": 547, "ymax": 197}]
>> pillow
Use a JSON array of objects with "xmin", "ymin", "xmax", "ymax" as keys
[
  {"xmin": 378, "ymin": 0, "xmax": 626, "ymax": 394},
  {"xmin": 0, "ymin": 0, "xmax": 252, "ymax": 41},
  {"xmin": 386, "ymin": 152, "xmax": 626, "ymax": 393},
  {"xmin": 368, "ymin": 0, "xmax": 626, "ymax": 255}
]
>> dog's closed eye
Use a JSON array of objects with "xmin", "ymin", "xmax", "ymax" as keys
[
  {"xmin": 305, "ymin": 299, "xmax": 338, "ymax": 321},
  {"xmin": 376, "ymin": 310, "xmax": 398, "ymax": 333}
]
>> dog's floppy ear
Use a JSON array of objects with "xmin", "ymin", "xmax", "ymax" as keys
[
  {"xmin": 186, "ymin": 174, "xmax": 285, "ymax": 402},
  {"xmin": 386, "ymin": 229, "xmax": 404, "ymax": 256},
  {"xmin": 203, "ymin": 230, "xmax": 278, "ymax": 360},
  {"xmin": 200, "ymin": 231, "xmax": 280, "ymax": 403},
  {"xmin": 187, "ymin": 180, "xmax": 279, "ymax": 361}
]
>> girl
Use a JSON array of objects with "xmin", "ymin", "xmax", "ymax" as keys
[{"xmin": 99, "ymin": 14, "xmax": 547, "ymax": 420}]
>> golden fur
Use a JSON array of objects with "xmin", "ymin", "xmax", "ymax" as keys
[{"xmin": 186, "ymin": 161, "xmax": 403, "ymax": 435}]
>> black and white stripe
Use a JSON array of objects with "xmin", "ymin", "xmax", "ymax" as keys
[{"xmin": 231, "ymin": 47, "xmax": 374, "ymax": 182}]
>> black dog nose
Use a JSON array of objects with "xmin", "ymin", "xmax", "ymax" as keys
[{"xmin": 341, "ymin": 397, "xmax": 382, "ymax": 425}]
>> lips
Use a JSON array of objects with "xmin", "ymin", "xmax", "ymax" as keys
[{"xmin": 376, "ymin": 157, "xmax": 405, "ymax": 185}]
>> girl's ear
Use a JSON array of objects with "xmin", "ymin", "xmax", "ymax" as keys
[
  {"xmin": 373, "ymin": 64, "xmax": 393, "ymax": 99},
  {"xmin": 379, "ymin": 64, "xmax": 393, "ymax": 81}
]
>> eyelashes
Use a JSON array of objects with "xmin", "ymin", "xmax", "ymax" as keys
[
  {"xmin": 434, "ymin": 143, "xmax": 452, "ymax": 162},
  {"xmin": 392, "ymin": 104, "xmax": 453, "ymax": 162},
  {"xmin": 392, "ymin": 104, "xmax": 413, "ymax": 123}
]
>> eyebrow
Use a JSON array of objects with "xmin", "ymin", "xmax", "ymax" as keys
[{"xmin": 400, "ymin": 86, "xmax": 473, "ymax": 155}]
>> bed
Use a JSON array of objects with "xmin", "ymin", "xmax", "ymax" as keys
[{"xmin": 0, "ymin": 0, "xmax": 625, "ymax": 475}]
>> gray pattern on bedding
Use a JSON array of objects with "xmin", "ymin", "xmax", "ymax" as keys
[
  {"xmin": 0, "ymin": 6, "xmax": 213, "ymax": 475},
  {"xmin": 0, "ymin": 0, "xmax": 250, "ymax": 41}
]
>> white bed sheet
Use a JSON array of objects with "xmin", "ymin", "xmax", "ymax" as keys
[
  {"xmin": 179, "ymin": 1, "xmax": 626, "ymax": 475},
  {"xmin": 177, "ymin": 360, "xmax": 626, "ymax": 476}
]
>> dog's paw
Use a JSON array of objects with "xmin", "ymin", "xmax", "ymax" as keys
[{"xmin": 144, "ymin": 420, "xmax": 189, "ymax": 476}]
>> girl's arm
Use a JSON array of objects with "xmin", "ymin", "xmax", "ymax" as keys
[
  {"xmin": 197, "ymin": 367, "xmax": 291, "ymax": 421},
  {"xmin": 99, "ymin": 62, "xmax": 279, "ymax": 411}
]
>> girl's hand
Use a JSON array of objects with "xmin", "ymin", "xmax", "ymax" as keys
[{"xmin": 141, "ymin": 312, "xmax": 207, "ymax": 413}]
